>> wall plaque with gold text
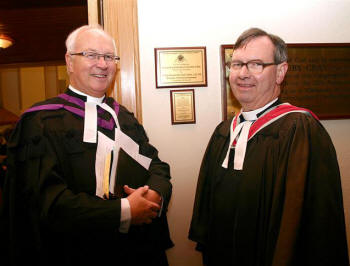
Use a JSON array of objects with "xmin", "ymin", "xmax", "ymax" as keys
[
  {"xmin": 220, "ymin": 43, "xmax": 350, "ymax": 120},
  {"xmin": 170, "ymin": 89, "xmax": 196, "ymax": 124},
  {"xmin": 155, "ymin": 47, "xmax": 207, "ymax": 88}
]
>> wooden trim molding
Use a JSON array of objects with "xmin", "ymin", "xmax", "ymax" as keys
[
  {"xmin": 87, "ymin": 0, "xmax": 99, "ymax": 25},
  {"xmin": 88, "ymin": 0, "xmax": 142, "ymax": 123}
]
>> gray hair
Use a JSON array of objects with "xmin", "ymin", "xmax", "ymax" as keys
[
  {"xmin": 65, "ymin": 24, "xmax": 117, "ymax": 54},
  {"xmin": 234, "ymin": 28, "xmax": 288, "ymax": 63}
]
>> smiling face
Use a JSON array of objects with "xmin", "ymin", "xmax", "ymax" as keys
[
  {"xmin": 229, "ymin": 36, "xmax": 288, "ymax": 111},
  {"xmin": 65, "ymin": 29, "xmax": 116, "ymax": 98}
]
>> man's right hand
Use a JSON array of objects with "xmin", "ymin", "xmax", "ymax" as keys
[{"xmin": 124, "ymin": 185, "xmax": 160, "ymax": 225}]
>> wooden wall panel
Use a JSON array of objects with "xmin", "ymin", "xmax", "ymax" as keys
[
  {"xmin": 101, "ymin": 0, "xmax": 142, "ymax": 123},
  {"xmin": 19, "ymin": 67, "xmax": 45, "ymax": 111},
  {"xmin": 0, "ymin": 68, "xmax": 21, "ymax": 115}
]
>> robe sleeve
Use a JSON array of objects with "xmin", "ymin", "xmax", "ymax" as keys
[
  {"xmin": 112, "ymin": 105, "xmax": 174, "ymax": 250},
  {"xmin": 6, "ymin": 113, "xmax": 122, "ymax": 234},
  {"xmin": 272, "ymin": 113, "xmax": 349, "ymax": 265},
  {"xmin": 188, "ymin": 121, "xmax": 229, "ymax": 247},
  {"xmin": 117, "ymin": 106, "xmax": 172, "ymax": 210}
]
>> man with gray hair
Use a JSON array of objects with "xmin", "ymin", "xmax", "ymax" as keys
[
  {"xmin": 189, "ymin": 28, "xmax": 348, "ymax": 265},
  {"xmin": 2, "ymin": 25, "xmax": 173, "ymax": 265}
]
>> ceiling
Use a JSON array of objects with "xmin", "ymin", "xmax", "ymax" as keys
[
  {"xmin": 0, "ymin": 0, "xmax": 88, "ymax": 65},
  {"xmin": 0, "ymin": 0, "xmax": 87, "ymax": 9}
]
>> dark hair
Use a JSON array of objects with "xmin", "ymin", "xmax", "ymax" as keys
[{"xmin": 234, "ymin": 27, "xmax": 288, "ymax": 63}]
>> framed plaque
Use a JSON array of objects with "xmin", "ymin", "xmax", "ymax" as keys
[
  {"xmin": 155, "ymin": 47, "xmax": 207, "ymax": 88},
  {"xmin": 220, "ymin": 45, "xmax": 239, "ymax": 120},
  {"xmin": 170, "ymin": 89, "xmax": 196, "ymax": 124},
  {"xmin": 220, "ymin": 43, "xmax": 350, "ymax": 120}
]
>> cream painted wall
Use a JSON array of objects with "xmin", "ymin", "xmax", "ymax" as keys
[
  {"xmin": 137, "ymin": 0, "xmax": 350, "ymax": 265},
  {"xmin": 20, "ymin": 67, "xmax": 46, "ymax": 111},
  {"xmin": 0, "ymin": 65, "xmax": 69, "ymax": 115},
  {"xmin": 45, "ymin": 66, "xmax": 59, "ymax": 99},
  {"xmin": 0, "ymin": 68, "xmax": 21, "ymax": 116}
]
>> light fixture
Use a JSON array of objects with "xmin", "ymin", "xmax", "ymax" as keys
[{"xmin": 0, "ymin": 34, "xmax": 14, "ymax": 49}]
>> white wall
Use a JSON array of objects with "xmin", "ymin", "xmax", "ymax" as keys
[{"xmin": 137, "ymin": 1, "xmax": 350, "ymax": 265}]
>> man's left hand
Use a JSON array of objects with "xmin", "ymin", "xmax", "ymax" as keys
[{"xmin": 124, "ymin": 185, "xmax": 161, "ymax": 205}]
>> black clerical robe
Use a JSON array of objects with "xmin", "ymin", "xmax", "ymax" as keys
[
  {"xmin": 1, "ymin": 89, "xmax": 173, "ymax": 266},
  {"xmin": 189, "ymin": 107, "xmax": 348, "ymax": 266}
]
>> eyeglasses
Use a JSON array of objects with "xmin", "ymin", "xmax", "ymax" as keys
[
  {"xmin": 70, "ymin": 51, "xmax": 120, "ymax": 62},
  {"xmin": 228, "ymin": 60, "xmax": 278, "ymax": 74}
]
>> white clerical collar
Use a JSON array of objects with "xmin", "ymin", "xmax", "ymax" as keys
[
  {"xmin": 69, "ymin": 85, "xmax": 105, "ymax": 104},
  {"xmin": 69, "ymin": 85, "xmax": 104, "ymax": 143},
  {"xmin": 241, "ymin": 98, "xmax": 278, "ymax": 121}
]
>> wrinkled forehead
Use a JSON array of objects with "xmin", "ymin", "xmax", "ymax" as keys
[{"xmin": 232, "ymin": 36, "xmax": 275, "ymax": 61}]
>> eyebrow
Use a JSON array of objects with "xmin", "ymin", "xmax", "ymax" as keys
[
  {"xmin": 231, "ymin": 59, "xmax": 264, "ymax": 62},
  {"xmin": 84, "ymin": 49, "xmax": 114, "ymax": 54}
]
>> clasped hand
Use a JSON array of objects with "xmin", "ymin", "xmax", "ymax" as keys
[{"xmin": 124, "ymin": 185, "xmax": 161, "ymax": 225}]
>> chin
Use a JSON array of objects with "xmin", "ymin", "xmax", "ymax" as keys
[
  {"xmin": 90, "ymin": 87, "xmax": 108, "ymax": 96},
  {"xmin": 234, "ymin": 93, "xmax": 251, "ymax": 103},
  {"xmin": 237, "ymin": 97, "xmax": 255, "ymax": 107}
]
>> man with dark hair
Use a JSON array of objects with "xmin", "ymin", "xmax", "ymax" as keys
[
  {"xmin": 189, "ymin": 28, "xmax": 348, "ymax": 265},
  {"xmin": 1, "ymin": 25, "xmax": 173, "ymax": 266}
]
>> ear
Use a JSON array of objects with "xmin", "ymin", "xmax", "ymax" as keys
[
  {"xmin": 65, "ymin": 53, "xmax": 73, "ymax": 73},
  {"xmin": 276, "ymin": 62, "xmax": 288, "ymax": 85}
]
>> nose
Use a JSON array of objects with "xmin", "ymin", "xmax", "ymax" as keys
[
  {"xmin": 96, "ymin": 55, "xmax": 108, "ymax": 68},
  {"xmin": 238, "ymin": 64, "xmax": 250, "ymax": 78}
]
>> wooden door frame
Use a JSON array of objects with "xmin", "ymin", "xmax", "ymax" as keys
[{"xmin": 88, "ymin": 0, "xmax": 142, "ymax": 123}]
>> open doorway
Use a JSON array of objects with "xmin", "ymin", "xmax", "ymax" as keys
[
  {"xmin": 0, "ymin": 0, "xmax": 88, "ymax": 116},
  {"xmin": 0, "ymin": 0, "xmax": 88, "ymax": 199}
]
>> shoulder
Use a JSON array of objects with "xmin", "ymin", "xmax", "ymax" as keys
[
  {"xmin": 22, "ymin": 96, "xmax": 66, "ymax": 119},
  {"xmin": 32, "ymin": 96, "xmax": 65, "ymax": 106},
  {"xmin": 214, "ymin": 118, "xmax": 232, "ymax": 138},
  {"xmin": 273, "ymin": 110, "xmax": 327, "ymax": 139},
  {"xmin": 16, "ymin": 96, "xmax": 79, "ymax": 139},
  {"xmin": 115, "ymin": 103, "xmax": 149, "ymax": 142},
  {"xmin": 201, "ymin": 119, "xmax": 231, "ymax": 151},
  {"xmin": 116, "ymin": 104, "xmax": 139, "ymax": 127},
  {"xmin": 105, "ymin": 97, "xmax": 146, "ymax": 129},
  {"xmin": 281, "ymin": 108, "xmax": 320, "ymax": 127},
  {"xmin": 22, "ymin": 94, "xmax": 81, "ymax": 120}
]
